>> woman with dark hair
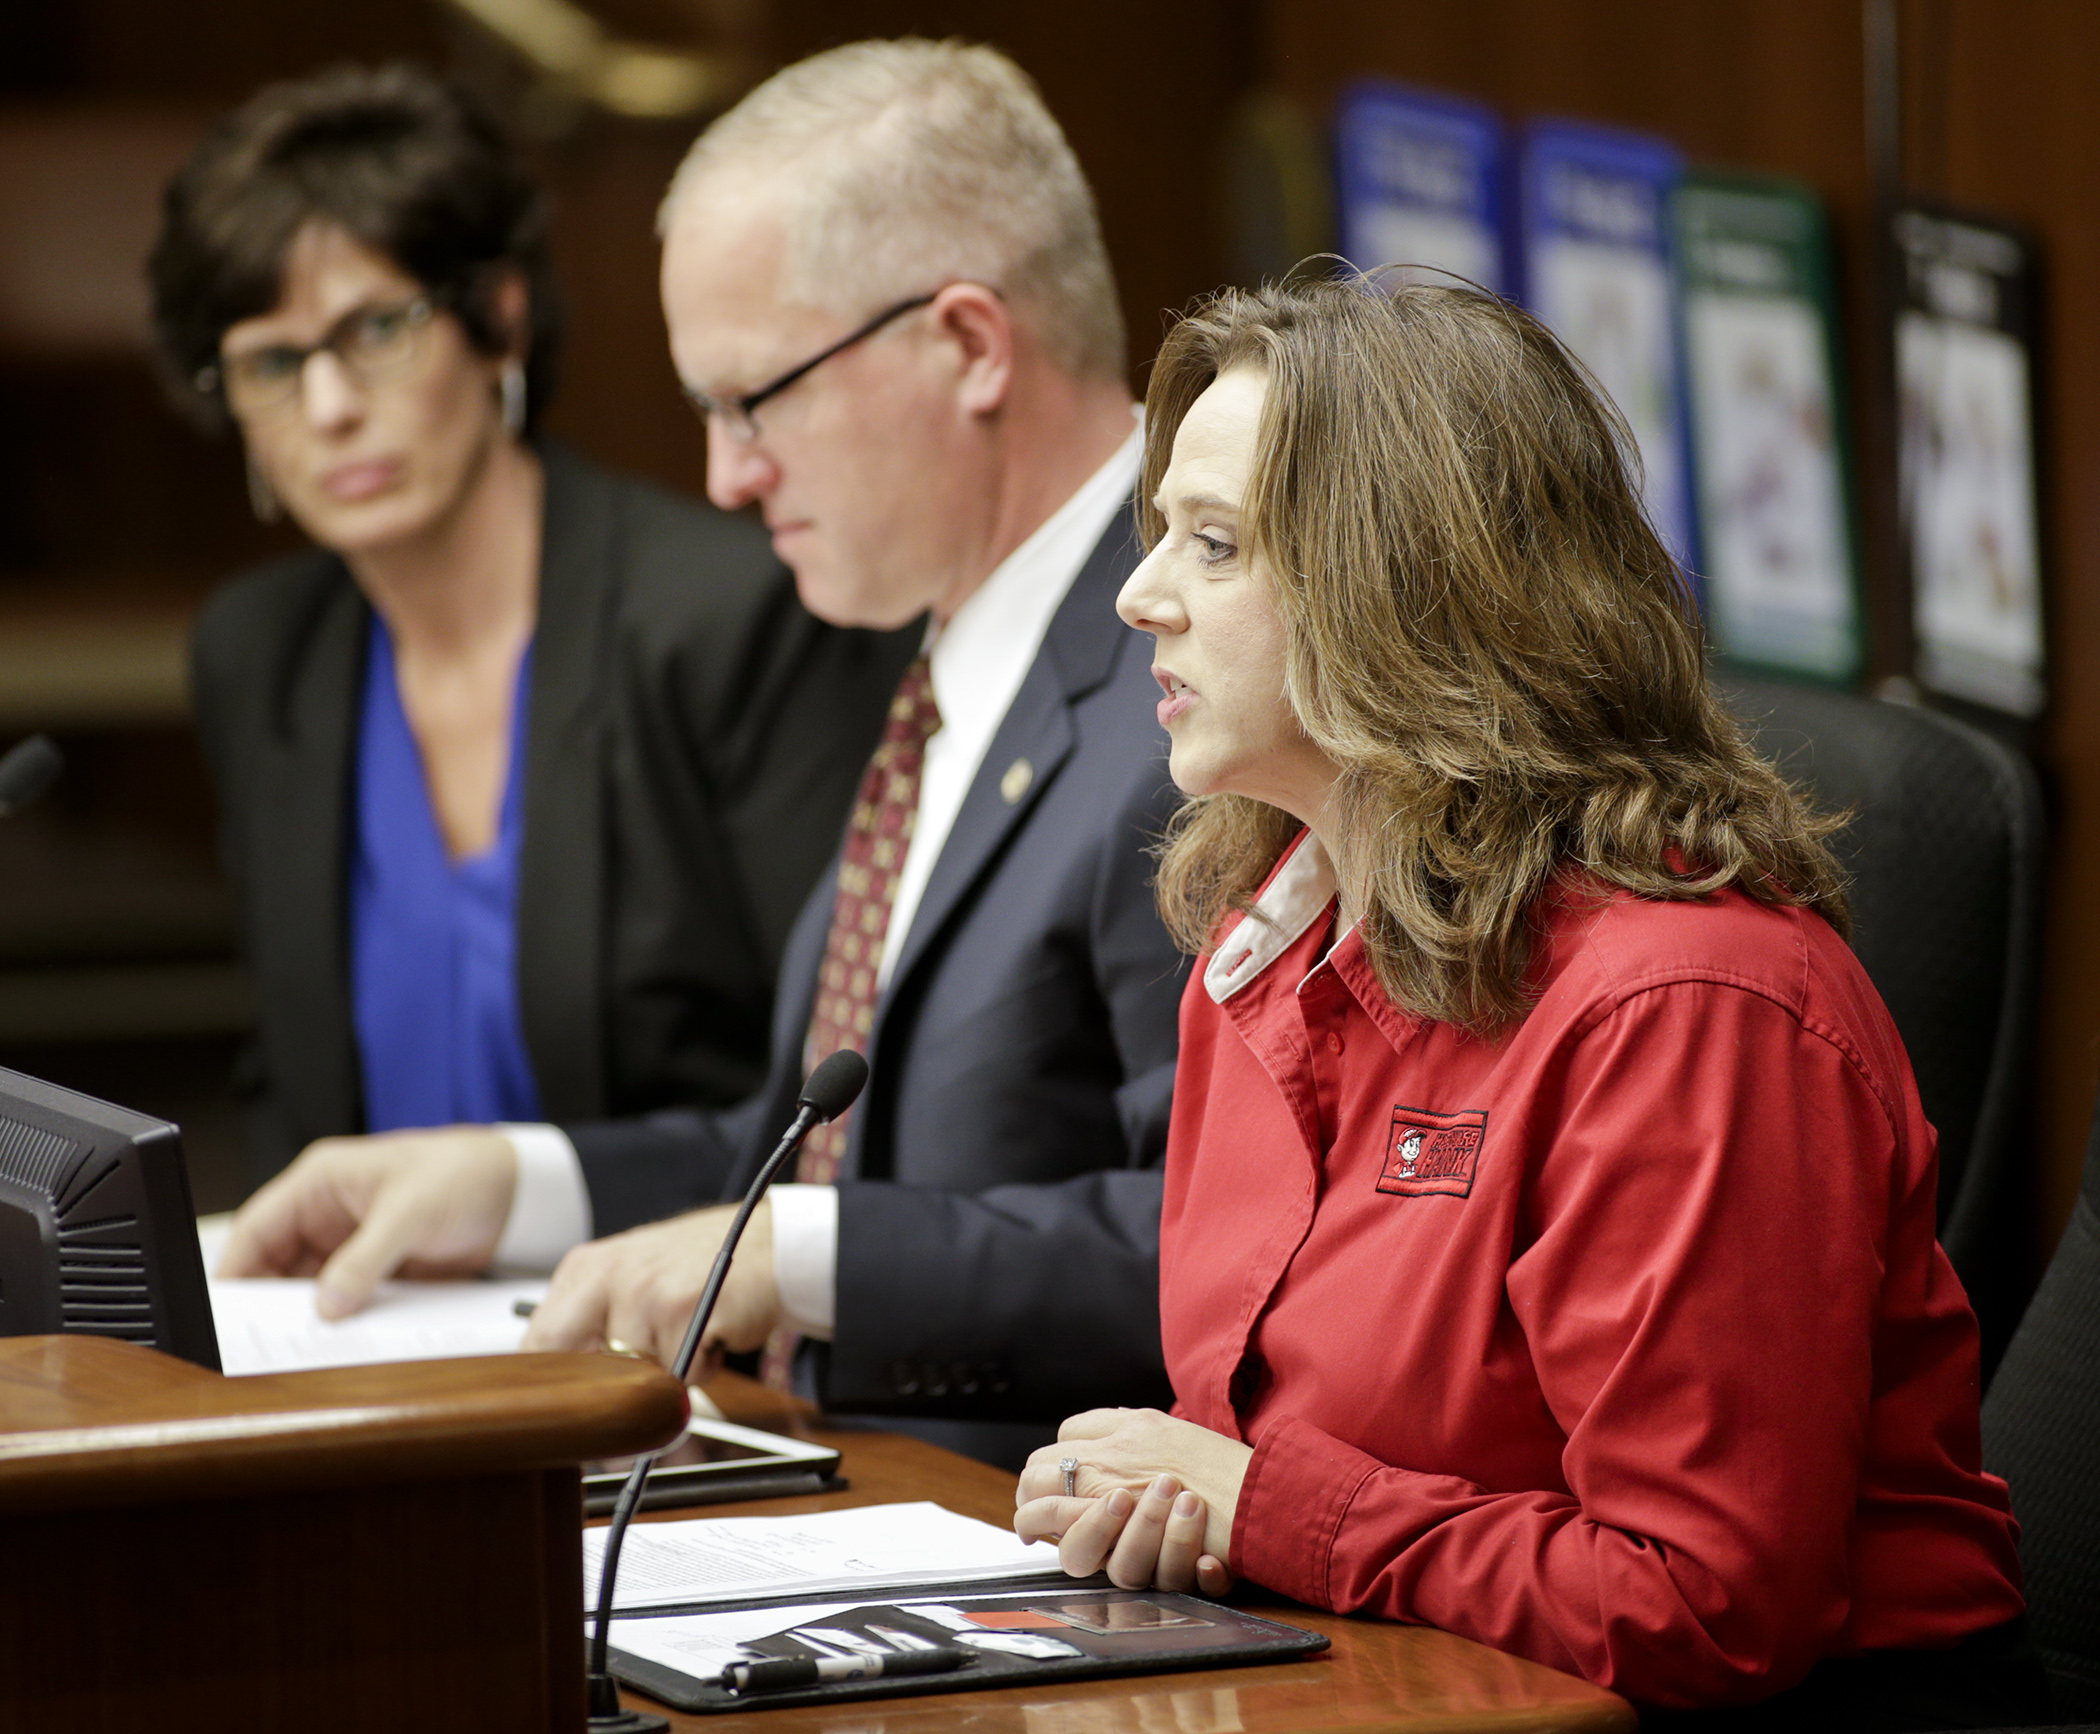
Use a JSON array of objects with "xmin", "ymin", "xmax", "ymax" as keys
[
  {"xmin": 1014, "ymin": 277, "xmax": 2039, "ymax": 1726},
  {"xmin": 154, "ymin": 64, "xmax": 909, "ymax": 1201}
]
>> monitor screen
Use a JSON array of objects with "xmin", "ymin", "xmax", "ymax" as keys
[{"xmin": 0, "ymin": 1064, "xmax": 220, "ymax": 1371}]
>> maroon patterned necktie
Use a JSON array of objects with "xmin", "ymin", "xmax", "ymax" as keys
[{"xmin": 762, "ymin": 652, "xmax": 940, "ymax": 1389}]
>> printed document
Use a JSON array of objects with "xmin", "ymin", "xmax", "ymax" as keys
[{"xmin": 584, "ymin": 1501, "xmax": 1061, "ymax": 1615}]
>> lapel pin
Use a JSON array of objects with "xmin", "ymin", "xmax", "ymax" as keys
[{"xmin": 1000, "ymin": 758, "xmax": 1034, "ymax": 804}]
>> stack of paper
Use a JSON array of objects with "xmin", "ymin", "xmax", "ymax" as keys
[
  {"xmin": 585, "ymin": 1502, "xmax": 1062, "ymax": 1615},
  {"xmin": 207, "ymin": 1274, "xmax": 546, "ymax": 1376}
]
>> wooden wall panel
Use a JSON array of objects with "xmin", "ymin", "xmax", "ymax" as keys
[
  {"xmin": 530, "ymin": 126, "xmax": 711, "ymax": 496},
  {"xmin": 1915, "ymin": 1, "xmax": 2100, "ymax": 1246}
]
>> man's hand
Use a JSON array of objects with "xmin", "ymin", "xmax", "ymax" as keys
[
  {"xmin": 1014, "ymin": 1408, "xmax": 1251, "ymax": 1597},
  {"xmin": 214, "ymin": 1127, "xmax": 519, "ymax": 1319},
  {"xmin": 520, "ymin": 1200, "xmax": 780, "ymax": 1369}
]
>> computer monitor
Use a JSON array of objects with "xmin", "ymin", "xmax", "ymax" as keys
[{"xmin": 0, "ymin": 1064, "xmax": 220, "ymax": 1371}]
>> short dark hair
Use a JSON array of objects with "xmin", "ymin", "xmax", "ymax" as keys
[{"xmin": 149, "ymin": 62, "xmax": 562, "ymax": 433}]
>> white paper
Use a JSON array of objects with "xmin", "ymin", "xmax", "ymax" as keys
[
  {"xmin": 207, "ymin": 1274, "xmax": 546, "ymax": 1375},
  {"xmin": 585, "ymin": 1501, "xmax": 1060, "ymax": 1615},
  {"xmin": 198, "ymin": 1214, "xmax": 548, "ymax": 1376},
  {"xmin": 607, "ymin": 1599, "xmax": 853, "ymax": 1680}
]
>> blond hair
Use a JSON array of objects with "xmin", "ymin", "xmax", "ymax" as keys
[
  {"xmin": 1147, "ymin": 274, "xmax": 1849, "ymax": 1033},
  {"xmin": 661, "ymin": 38, "xmax": 1124, "ymax": 382}
]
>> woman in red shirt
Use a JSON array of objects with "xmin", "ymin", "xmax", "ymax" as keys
[{"xmin": 1014, "ymin": 278, "xmax": 2038, "ymax": 1724}]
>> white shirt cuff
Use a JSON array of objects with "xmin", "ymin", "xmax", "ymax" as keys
[
  {"xmin": 769, "ymin": 1182, "xmax": 838, "ymax": 1340},
  {"xmin": 492, "ymin": 1123, "xmax": 593, "ymax": 1272}
]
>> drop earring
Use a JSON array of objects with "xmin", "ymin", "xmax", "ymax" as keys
[
  {"xmin": 500, "ymin": 360, "xmax": 527, "ymax": 437},
  {"xmin": 245, "ymin": 451, "xmax": 281, "ymax": 523}
]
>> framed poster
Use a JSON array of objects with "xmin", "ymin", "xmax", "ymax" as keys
[
  {"xmin": 1675, "ymin": 171, "xmax": 1863, "ymax": 683},
  {"xmin": 1334, "ymin": 79, "xmax": 1508, "ymax": 294},
  {"xmin": 1518, "ymin": 120, "xmax": 1699, "ymax": 579},
  {"xmin": 1894, "ymin": 207, "xmax": 2045, "ymax": 717}
]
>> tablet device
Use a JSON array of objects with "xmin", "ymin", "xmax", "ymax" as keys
[{"xmin": 584, "ymin": 1416, "xmax": 842, "ymax": 1514}]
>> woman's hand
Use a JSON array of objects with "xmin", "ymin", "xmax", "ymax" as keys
[{"xmin": 1014, "ymin": 1408, "xmax": 1252, "ymax": 1598}]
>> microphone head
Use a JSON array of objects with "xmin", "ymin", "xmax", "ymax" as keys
[
  {"xmin": 797, "ymin": 1050, "xmax": 870, "ymax": 1123},
  {"xmin": 0, "ymin": 735, "xmax": 62, "ymax": 817}
]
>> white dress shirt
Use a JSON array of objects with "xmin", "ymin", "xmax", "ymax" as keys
[{"xmin": 495, "ymin": 423, "xmax": 1144, "ymax": 1338}]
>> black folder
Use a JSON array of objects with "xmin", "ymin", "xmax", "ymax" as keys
[{"xmin": 610, "ymin": 1583, "xmax": 1329, "ymax": 1713}]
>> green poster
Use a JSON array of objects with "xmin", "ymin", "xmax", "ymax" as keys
[{"xmin": 1675, "ymin": 171, "xmax": 1864, "ymax": 685}]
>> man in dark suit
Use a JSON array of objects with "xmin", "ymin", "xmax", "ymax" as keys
[{"xmin": 220, "ymin": 39, "xmax": 1183, "ymax": 1460}]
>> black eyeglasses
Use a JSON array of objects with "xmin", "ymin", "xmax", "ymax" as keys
[
  {"xmin": 684, "ymin": 292, "xmax": 938, "ymax": 443},
  {"xmin": 198, "ymin": 296, "xmax": 441, "ymax": 415}
]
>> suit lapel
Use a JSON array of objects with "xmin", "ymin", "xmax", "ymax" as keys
[
  {"xmin": 253, "ymin": 572, "xmax": 367, "ymax": 1142},
  {"xmin": 515, "ymin": 443, "xmax": 611, "ymax": 1119},
  {"xmin": 871, "ymin": 515, "xmax": 1141, "ymax": 1047}
]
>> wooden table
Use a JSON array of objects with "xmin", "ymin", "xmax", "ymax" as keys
[{"xmin": 617, "ymin": 1379, "xmax": 1634, "ymax": 1734}]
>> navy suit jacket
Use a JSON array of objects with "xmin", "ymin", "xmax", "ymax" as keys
[{"xmin": 567, "ymin": 516, "xmax": 1186, "ymax": 1425}]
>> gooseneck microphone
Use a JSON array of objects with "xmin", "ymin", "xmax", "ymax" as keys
[
  {"xmin": 0, "ymin": 735, "xmax": 62, "ymax": 817},
  {"xmin": 585, "ymin": 1048, "xmax": 870, "ymax": 1733}
]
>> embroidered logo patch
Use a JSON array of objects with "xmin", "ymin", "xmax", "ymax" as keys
[{"xmin": 1377, "ymin": 1105, "xmax": 1487, "ymax": 1198}]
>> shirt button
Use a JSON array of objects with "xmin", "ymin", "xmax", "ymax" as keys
[{"xmin": 1325, "ymin": 1031, "xmax": 1344, "ymax": 1055}]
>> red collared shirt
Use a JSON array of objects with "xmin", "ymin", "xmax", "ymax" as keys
[{"xmin": 1160, "ymin": 834, "xmax": 2024, "ymax": 1708}]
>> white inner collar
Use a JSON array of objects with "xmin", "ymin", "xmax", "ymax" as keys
[{"xmin": 1203, "ymin": 833, "xmax": 1339, "ymax": 1004}]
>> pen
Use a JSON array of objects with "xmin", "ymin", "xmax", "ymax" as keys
[{"xmin": 718, "ymin": 1646, "xmax": 975, "ymax": 1695}]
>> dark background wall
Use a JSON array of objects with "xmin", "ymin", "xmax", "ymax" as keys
[{"xmin": 0, "ymin": 1, "xmax": 2093, "ymax": 1297}]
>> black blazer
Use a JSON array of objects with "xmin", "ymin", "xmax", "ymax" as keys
[
  {"xmin": 191, "ymin": 442, "xmax": 916, "ymax": 1182},
  {"xmin": 568, "ymin": 516, "xmax": 1188, "ymax": 1428}
]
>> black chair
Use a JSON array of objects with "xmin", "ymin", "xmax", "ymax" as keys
[
  {"xmin": 1719, "ymin": 678, "xmax": 2046, "ymax": 1288},
  {"xmin": 1981, "ymin": 1105, "xmax": 2100, "ymax": 1717}
]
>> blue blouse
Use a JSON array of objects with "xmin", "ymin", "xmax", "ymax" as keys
[{"xmin": 350, "ymin": 615, "xmax": 543, "ymax": 1131}]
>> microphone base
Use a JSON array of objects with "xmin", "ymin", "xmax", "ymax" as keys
[{"xmin": 588, "ymin": 1669, "xmax": 670, "ymax": 1732}]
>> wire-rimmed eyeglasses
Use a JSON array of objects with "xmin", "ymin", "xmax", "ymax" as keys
[
  {"xmin": 683, "ymin": 292, "xmax": 939, "ymax": 444},
  {"xmin": 196, "ymin": 295, "xmax": 440, "ymax": 415}
]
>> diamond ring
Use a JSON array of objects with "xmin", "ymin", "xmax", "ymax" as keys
[{"xmin": 1059, "ymin": 1455, "xmax": 1079, "ymax": 1497}]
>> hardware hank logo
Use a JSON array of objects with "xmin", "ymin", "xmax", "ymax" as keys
[{"xmin": 1377, "ymin": 1105, "xmax": 1487, "ymax": 1199}]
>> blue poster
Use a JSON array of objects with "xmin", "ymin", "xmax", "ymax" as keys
[
  {"xmin": 1334, "ymin": 80, "xmax": 1508, "ymax": 295},
  {"xmin": 1518, "ymin": 120, "xmax": 1699, "ymax": 579}
]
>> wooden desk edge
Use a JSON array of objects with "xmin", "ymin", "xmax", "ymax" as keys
[{"xmin": 0, "ymin": 1336, "xmax": 687, "ymax": 1511}]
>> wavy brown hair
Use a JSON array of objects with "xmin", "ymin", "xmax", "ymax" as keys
[{"xmin": 1146, "ymin": 274, "xmax": 1849, "ymax": 1033}]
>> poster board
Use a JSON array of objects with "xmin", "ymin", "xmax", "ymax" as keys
[
  {"xmin": 1676, "ymin": 170, "xmax": 1864, "ymax": 683},
  {"xmin": 1894, "ymin": 206, "xmax": 2046, "ymax": 717},
  {"xmin": 1335, "ymin": 79, "xmax": 1508, "ymax": 294},
  {"xmin": 1519, "ymin": 119, "xmax": 1699, "ymax": 580}
]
